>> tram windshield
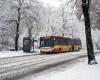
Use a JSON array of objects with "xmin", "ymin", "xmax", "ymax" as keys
[{"xmin": 40, "ymin": 39, "xmax": 54, "ymax": 47}]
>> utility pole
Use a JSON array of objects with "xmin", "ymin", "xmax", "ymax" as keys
[{"xmin": 82, "ymin": 0, "xmax": 97, "ymax": 65}]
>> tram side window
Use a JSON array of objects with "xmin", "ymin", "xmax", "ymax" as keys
[
  {"xmin": 61, "ymin": 38, "xmax": 65, "ymax": 45},
  {"xmin": 75, "ymin": 39, "xmax": 78, "ymax": 45},
  {"xmin": 66, "ymin": 38, "xmax": 68, "ymax": 44},
  {"xmin": 76, "ymin": 40, "xmax": 80, "ymax": 45},
  {"xmin": 75, "ymin": 39, "xmax": 79, "ymax": 45},
  {"xmin": 68, "ymin": 38, "xmax": 72, "ymax": 45},
  {"xmin": 77, "ymin": 40, "xmax": 81, "ymax": 45},
  {"xmin": 72, "ymin": 39, "xmax": 76, "ymax": 45},
  {"xmin": 70, "ymin": 39, "xmax": 73, "ymax": 45},
  {"xmin": 66, "ymin": 38, "xmax": 71, "ymax": 45},
  {"xmin": 54, "ymin": 38, "xmax": 61, "ymax": 45},
  {"xmin": 71, "ymin": 39, "xmax": 74, "ymax": 45},
  {"xmin": 54, "ymin": 38, "xmax": 58, "ymax": 45}
]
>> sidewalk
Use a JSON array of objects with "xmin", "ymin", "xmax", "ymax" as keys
[{"xmin": 0, "ymin": 49, "xmax": 39, "ymax": 58}]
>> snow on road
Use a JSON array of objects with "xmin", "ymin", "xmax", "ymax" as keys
[
  {"xmin": 0, "ymin": 49, "xmax": 86, "ymax": 58},
  {"xmin": 0, "ymin": 49, "xmax": 89, "ymax": 80},
  {"xmin": 19, "ymin": 54, "xmax": 100, "ymax": 80},
  {"xmin": 0, "ymin": 49, "xmax": 40, "ymax": 58}
]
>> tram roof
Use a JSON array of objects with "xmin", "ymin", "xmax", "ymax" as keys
[
  {"xmin": 40, "ymin": 36, "xmax": 80, "ymax": 39},
  {"xmin": 40, "ymin": 36, "xmax": 64, "ymax": 39}
]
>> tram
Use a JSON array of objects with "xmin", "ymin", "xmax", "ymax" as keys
[{"xmin": 40, "ymin": 36, "xmax": 81, "ymax": 53}]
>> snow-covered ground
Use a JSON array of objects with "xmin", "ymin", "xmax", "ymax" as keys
[
  {"xmin": 0, "ymin": 49, "xmax": 87, "ymax": 58},
  {"xmin": 0, "ymin": 49, "xmax": 39, "ymax": 58},
  {"xmin": 19, "ymin": 54, "xmax": 100, "ymax": 80},
  {"xmin": 0, "ymin": 51, "xmax": 31, "ymax": 58}
]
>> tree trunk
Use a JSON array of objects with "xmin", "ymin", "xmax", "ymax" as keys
[
  {"xmin": 28, "ymin": 27, "xmax": 32, "ymax": 38},
  {"xmin": 15, "ymin": 8, "xmax": 20, "ymax": 51},
  {"xmin": 15, "ymin": 22, "xmax": 19, "ymax": 51},
  {"xmin": 82, "ymin": 0, "xmax": 97, "ymax": 65}
]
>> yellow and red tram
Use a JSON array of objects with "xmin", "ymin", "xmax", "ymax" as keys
[{"xmin": 40, "ymin": 36, "xmax": 81, "ymax": 53}]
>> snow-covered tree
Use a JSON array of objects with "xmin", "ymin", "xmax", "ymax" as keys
[{"xmin": 0, "ymin": 0, "xmax": 45, "ymax": 50}]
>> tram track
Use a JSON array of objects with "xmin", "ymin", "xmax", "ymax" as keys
[
  {"xmin": 0, "ymin": 50, "xmax": 99, "ymax": 80},
  {"xmin": 0, "ymin": 51, "xmax": 78, "ymax": 65},
  {"xmin": 0, "ymin": 53, "xmax": 76, "ymax": 73}
]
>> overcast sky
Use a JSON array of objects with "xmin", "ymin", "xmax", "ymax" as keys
[{"xmin": 40, "ymin": 0, "xmax": 61, "ymax": 7}]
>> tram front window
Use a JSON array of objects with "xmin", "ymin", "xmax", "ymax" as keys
[{"xmin": 40, "ymin": 39, "xmax": 54, "ymax": 47}]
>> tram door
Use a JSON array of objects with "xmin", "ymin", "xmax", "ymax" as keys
[{"xmin": 23, "ymin": 37, "xmax": 32, "ymax": 52}]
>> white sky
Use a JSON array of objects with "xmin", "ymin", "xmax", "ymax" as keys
[{"xmin": 40, "ymin": 0, "xmax": 61, "ymax": 8}]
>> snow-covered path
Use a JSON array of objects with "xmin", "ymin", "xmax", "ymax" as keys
[
  {"xmin": 19, "ymin": 53, "xmax": 100, "ymax": 80},
  {"xmin": 0, "ymin": 50, "xmax": 87, "ymax": 79},
  {"xmin": 0, "ymin": 50, "xmax": 100, "ymax": 80},
  {"xmin": 0, "ymin": 50, "xmax": 39, "ymax": 58}
]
